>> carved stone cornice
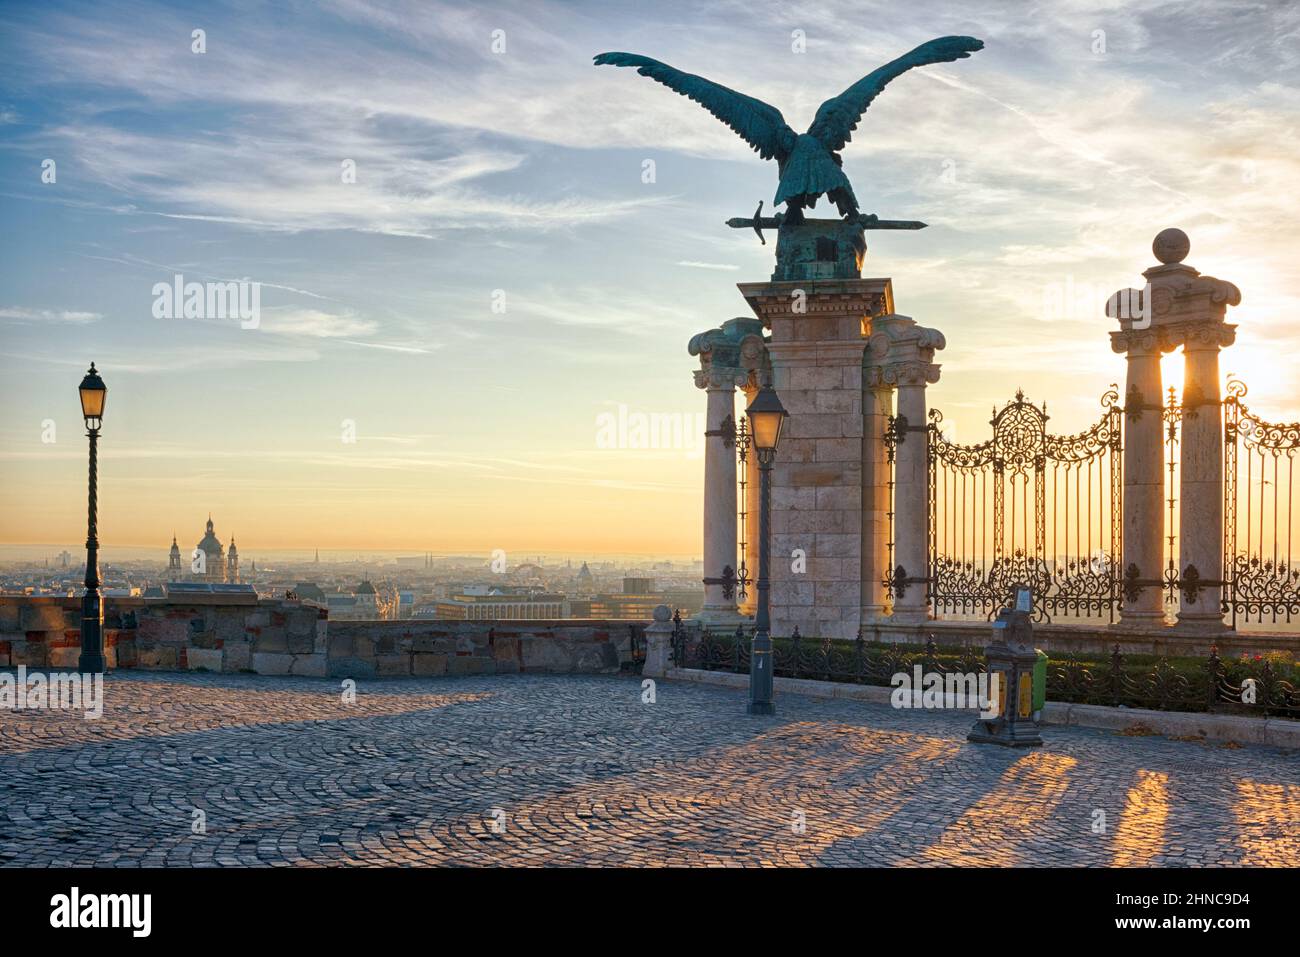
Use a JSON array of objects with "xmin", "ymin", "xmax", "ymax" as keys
[{"xmin": 737, "ymin": 278, "xmax": 893, "ymax": 327}]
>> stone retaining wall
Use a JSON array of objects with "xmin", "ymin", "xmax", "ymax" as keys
[{"xmin": 0, "ymin": 596, "xmax": 644, "ymax": 678}]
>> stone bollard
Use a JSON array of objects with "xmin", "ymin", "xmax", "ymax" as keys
[{"xmin": 642, "ymin": 604, "xmax": 674, "ymax": 678}]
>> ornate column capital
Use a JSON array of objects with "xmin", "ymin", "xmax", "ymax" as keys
[
  {"xmin": 693, "ymin": 366, "xmax": 748, "ymax": 391},
  {"xmin": 689, "ymin": 318, "xmax": 769, "ymax": 391},
  {"xmin": 1164, "ymin": 318, "xmax": 1237, "ymax": 352},
  {"xmin": 864, "ymin": 313, "xmax": 945, "ymax": 388},
  {"xmin": 1109, "ymin": 328, "xmax": 1170, "ymax": 357}
]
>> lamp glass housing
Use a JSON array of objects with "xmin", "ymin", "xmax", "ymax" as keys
[
  {"xmin": 79, "ymin": 364, "xmax": 106, "ymax": 428},
  {"xmin": 745, "ymin": 385, "xmax": 787, "ymax": 451}
]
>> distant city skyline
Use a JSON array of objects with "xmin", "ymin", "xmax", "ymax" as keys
[
  {"xmin": 0, "ymin": 541, "xmax": 704, "ymax": 564},
  {"xmin": 2, "ymin": 1, "xmax": 1298, "ymax": 553}
]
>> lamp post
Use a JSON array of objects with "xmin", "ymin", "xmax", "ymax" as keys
[
  {"xmin": 78, "ymin": 363, "xmax": 107, "ymax": 674},
  {"xmin": 744, "ymin": 383, "xmax": 787, "ymax": 715}
]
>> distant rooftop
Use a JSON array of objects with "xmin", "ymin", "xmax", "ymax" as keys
[{"xmin": 163, "ymin": 582, "xmax": 257, "ymax": 595}]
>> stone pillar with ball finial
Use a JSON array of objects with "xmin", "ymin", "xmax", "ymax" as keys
[{"xmin": 1109, "ymin": 228, "xmax": 1240, "ymax": 631}]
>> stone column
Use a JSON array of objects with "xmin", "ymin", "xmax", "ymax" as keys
[
  {"xmin": 867, "ymin": 315, "xmax": 945, "ymax": 624},
  {"xmin": 739, "ymin": 278, "xmax": 893, "ymax": 639},
  {"xmin": 696, "ymin": 369, "xmax": 739, "ymax": 617},
  {"xmin": 861, "ymin": 381, "xmax": 895, "ymax": 619},
  {"xmin": 1176, "ymin": 323, "xmax": 1234, "ymax": 629},
  {"xmin": 1110, "ymin": 328, "xmax": 1168, "ymax": 627},
  {"xmin": 688, "ymin": 318, "xmax": 768, "ymax": 625},
  {"xmin": 739, "ymin": 379, "xmax": 761, "ymax": 617}
]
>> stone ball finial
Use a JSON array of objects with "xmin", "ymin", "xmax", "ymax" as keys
[
  {"xmin": 1153, "ymin": 228, "xmax": 1190, "ymax": 265},
  {"xmin": 653, "ymin": 603, "xmax": 672, "ymax": 622}
]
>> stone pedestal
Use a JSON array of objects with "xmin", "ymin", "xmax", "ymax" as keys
[
  {"xmin": 642, "ymin": 604, "xmax": 674, "ymax": 678},
  {"xmin": 739, "ymin": 277, "xmax": 893, "ymax": 640},
  {"xmin": 867, "ymin": 315, "xmax": 945, "ymax": 624}
]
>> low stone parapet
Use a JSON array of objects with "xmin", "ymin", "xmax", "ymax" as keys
[
  {"xmin": 0, "ymin": 594, "xmax": 328, "ymax": 674},
  {"xmin": 326, "ymin": 620, "xmax": 640, "ymax": 678},
  {"xmin": 0, "ymin": 595, "xmax": 644, "ymax": 679}
]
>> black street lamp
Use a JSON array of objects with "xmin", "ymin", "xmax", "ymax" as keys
[
  {"xmin": 744, "ymin": 383, "xmax": 787, "ymax": 715},
  {"xmin": 78, "ymin": 363, "xmax": 107, "ymax": 674}
]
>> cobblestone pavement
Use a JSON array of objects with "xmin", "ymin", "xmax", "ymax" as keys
[{"xmin": 1, "ymin": 672, "xmax": 1296, "ymax": 867}]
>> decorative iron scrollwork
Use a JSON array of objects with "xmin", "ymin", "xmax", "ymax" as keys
[
  {"xmin": 702, "ymin": 564, "xmax": 745, "ymax": 601},
  {"xmin": 928, "ymin": 387, "xmax": 1123, "ymax": 623},
  {"xmin": 1222, "ymin": 383, "xmax": 1300, "ymax": 626},
  {"xmin": 1122, "ymin": 563, "xmax": 1143, "ymax": 603},
  {"xmin": 1125, "ymin": 383, "xmax": 1145, "ymax": 423},
  {"xmin": 884, "ymin": 564, "xmax": 930, "ymax": 601},
  {"xmin": 888, "ymin": 413, "xmax": 909, "ymax": 445},
  {"xmin": 707, "ymin": 413, "xmax": 737, "ymax": 448}
]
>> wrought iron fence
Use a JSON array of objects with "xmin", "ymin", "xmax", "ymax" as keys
[
  {"xmin": 626, "ymin": 622, "xmax": 645, "ymax": 667},
  {"xmin": 921, "ymin": 388, "xmax": 1123, "ymax": 623},
  {"xmin": 668, "ymin": 614, "xmax": 1299, "ymax": 717},
  {"xmin": 1223, "ymin": 379, "xmax": 1300, "ymax": 627}
]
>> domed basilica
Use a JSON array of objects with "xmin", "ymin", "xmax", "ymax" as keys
[{"xmin": 167, "ymin": 515, "xmax": 240, "ymax": 583}]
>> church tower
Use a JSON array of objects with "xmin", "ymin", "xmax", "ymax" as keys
[
  {"xmin": 167, "ymin": 534, "xmax": 182, "ymax": 580},
  {"xmin": 227, "ymin": 537, "xmax": 240, "ymax": 584}
]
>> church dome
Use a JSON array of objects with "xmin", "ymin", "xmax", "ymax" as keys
[
  {"xmin": 197, "ymin": 515, "xmax": 223, "ymax": 557},
  {"xmin": 356, "ymin": 580, "xmax": 376, "ymax": 595}
]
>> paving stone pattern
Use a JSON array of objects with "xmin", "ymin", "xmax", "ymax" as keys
[{"xmin": 0, "ymin": 672, "xmax": 1295, "ymax": 866}]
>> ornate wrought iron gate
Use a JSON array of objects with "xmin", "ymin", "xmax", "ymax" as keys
[
  {"xmin": 928, "ymin": 388, "xmax": 1123, "ymax": 622},
  {"xmin": 1223, "ymin": 380, "xmax": 1300, "ymax": 626}
]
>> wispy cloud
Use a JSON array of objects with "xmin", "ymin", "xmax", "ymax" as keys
[
  {"xmin": 0, "ymin": 307, "xmax": 101, "ymax": 324},
  {"xmin": 677, "ymin": 260, "xmax": 739, "ymax": 271}
]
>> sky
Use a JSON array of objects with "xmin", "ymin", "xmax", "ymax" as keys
[{"xmin": 1, "ymin": 0, "xmax": 1298, "ymax": 561}]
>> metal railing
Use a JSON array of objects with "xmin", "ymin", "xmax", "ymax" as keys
[
  {"xmin": 918, "ymin": 388, "xmax": 1123, "ymax": 623},
  {"xmin": 668, "ymin": 613, "xmax": 1298, "ymax": 717}
]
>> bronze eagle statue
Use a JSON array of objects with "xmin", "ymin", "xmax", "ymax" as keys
[{"xmin": 594, "ymin": 36, "xmax": 984, "ymax": 222}]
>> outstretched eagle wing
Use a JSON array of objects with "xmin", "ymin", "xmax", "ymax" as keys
[
  {"xmin": 594, "ymin": 52, "xmax": 797, "ymax": 162},
  {"xmin": 806, "ymin": 36, "xmax": 984, "ymax": 153}
]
